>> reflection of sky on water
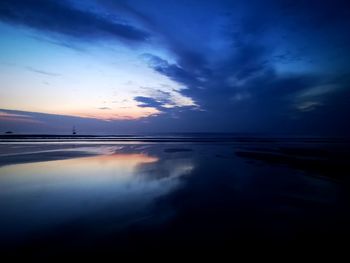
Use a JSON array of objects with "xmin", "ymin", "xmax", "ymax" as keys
[
  {"xmin": 0, "ymin": 151, "xmax": 194, "ymax": 242},
  {"xmin": 0, "ymin": 144, "xmax": 349, "ymax": 251}
]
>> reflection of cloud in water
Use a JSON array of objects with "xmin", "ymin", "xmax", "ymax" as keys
[
  {"xmin": 0, "ymin": 151, "xmax": 195, "ymax": 242},
  {"xmin": 137, "ymin": 158, "xmax": 194, "ymax": 180}
]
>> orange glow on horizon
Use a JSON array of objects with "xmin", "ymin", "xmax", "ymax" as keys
[{"xmin": 47, "ymin": 105, "xmax": 161, "ymax": 121}]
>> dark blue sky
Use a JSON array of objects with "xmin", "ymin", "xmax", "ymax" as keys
[{"xmin": 0, "ymin": 0, "xmax": 350, "ymax": 135}]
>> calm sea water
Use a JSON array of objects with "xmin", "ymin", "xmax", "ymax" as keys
[{"xmin": 0, "ymin": 137, "xmax": 349, "ymax": 255}]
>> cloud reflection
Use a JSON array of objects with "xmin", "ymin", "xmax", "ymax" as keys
[{"xmin": 0, "ymin": 149, "xmax": 194, "ymax": 243}]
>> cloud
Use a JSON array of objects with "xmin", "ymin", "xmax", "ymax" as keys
[
  {"xmin": 142, "ymin": 54, "xmax": 200, "ymax": 88},
  {"xmin": 297, "ymin": 84, "xmax": 339, "ymax": 99},
  {"xmin": 129, "ymin": 0, "xmax": 350, "ymax": 135},
  {"xmin": 0, "ymin": 111, "xmax": 42, "ymax": 124},
  {"xmin": 296, "ymin": 101, "xmax": 323, "ymax": 112},
  {"xmin": 25, "ymin": 66, "xmax": 60, "ymax": 77},
  {"xmin": 134, "ymin": 96, "xmax": 165, "ymax": 111},
  {"xmin": 2, "ymin": 0, "xmax": 350, "ymax": 135},
  {"xmin": 0, "ymin": 111, "xmax": 33, "ymax": 119},
  {"xmin": 98, "ymin": 107, "xmax": 111, "ymax": 110},
  {"xmin": 0, "ymin": 109, "xmax": 116, "ymax": 134},
  {"xmin": 0, "ymin": 0, "xmax": 149, "ymax": 42},
  {"xmin": 134, "ymin": 87, "xmax": 197, "ymax": 114},
  {"xmin": 140, "ymin": 41, "xmax": 345, "ymax": 134}
]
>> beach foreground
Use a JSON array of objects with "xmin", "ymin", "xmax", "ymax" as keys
[{"xmin": 0, "ymin": 137, "xmax": 350, "ymax": 257}]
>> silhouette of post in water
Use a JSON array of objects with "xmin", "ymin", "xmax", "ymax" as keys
[{"xmin": 72, "ymin": 126, "xmax": 77, "ymax": 135}]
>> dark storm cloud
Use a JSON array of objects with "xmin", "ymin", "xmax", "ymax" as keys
[
  {"xmin": 0, "ymin": 0, "xmax": 149, "ymax": 42},
  {"xmin": 142, "ymin": 54, "xmax": 201, "ymax": 88},
  {"xmin": 129, "ymin": 0, "xmax": 350, "ymax": 134},
  {"xmin": 99, "ymin": 0, "xmax": 212, "ymax": 79}
]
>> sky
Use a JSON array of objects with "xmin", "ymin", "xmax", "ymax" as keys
[{"xmin": 0, "ymin": 0, "xmax": 350, "ymax": 135}]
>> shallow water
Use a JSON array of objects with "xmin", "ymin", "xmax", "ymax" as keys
[{"xmin": 0, "ymin": 143, "xmax": 349, "ymax": 254}]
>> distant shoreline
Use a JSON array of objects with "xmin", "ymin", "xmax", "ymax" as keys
[{"xmin": 1, "ymin": 134, "xmax": 350, "ymax": 143}]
